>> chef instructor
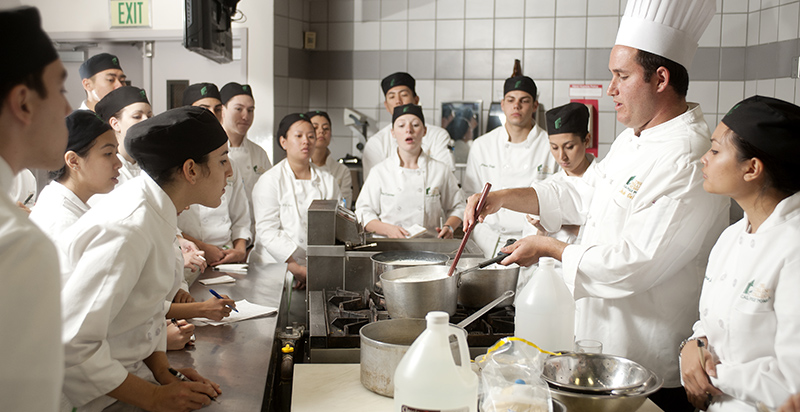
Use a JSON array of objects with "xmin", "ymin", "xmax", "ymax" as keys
[{"xmin": 465, "ymin": 0, "xmax": 729, "ymax": 409}]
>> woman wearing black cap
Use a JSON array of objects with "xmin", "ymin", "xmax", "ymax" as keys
[
  {"xmin": 680, "ymin": 96, "xmax": 800, "ymax": 411},
  {"xmin": 252, "ymin": 113, "xmax": 340, "ymax": 291},
  {"xmin": 29, "ymin": 110, "xmax": 121, "ymax": 239},
  {"xmin": 355, "ymin": 104, "xmax": 465, "ymax": 239},
  {"xmin": 94, "ymin": 85, "xmax": 153, "ymax": 188},
  {"xmin": 308, "ymin": 110, "xmax": 354, "ymax": 208},
  {"xmin": 60, "ymin": 107, "xmax": 230, "ymax": 411}
]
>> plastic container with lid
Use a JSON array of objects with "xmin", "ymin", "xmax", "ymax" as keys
[
  {"xmin": 514, "ymin": 257, "xmax": 575, "ymax": 353},
  {"xmin": 394, "ymin": 311, "xmax": 478, "ymax": 412}
]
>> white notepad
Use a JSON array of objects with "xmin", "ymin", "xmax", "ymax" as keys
[
  {"xmin": 192, "ymin": 299, "xmax": 277, "ymax": 326},
  {"xmin": 405, "ymin": 224, "xmax": 427, "ymax": 239},
  {"xmin": 198, "ymin": 275, "xmax": 237, "ymax": 285}
]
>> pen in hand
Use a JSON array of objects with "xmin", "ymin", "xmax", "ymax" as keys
[
  {"xmin": 209, "ymin": 289, "xmax": 238, "ymax": 312},
  {"xmin": 169, "ymin": 368, "xmax": 218, "ymax": 402}
]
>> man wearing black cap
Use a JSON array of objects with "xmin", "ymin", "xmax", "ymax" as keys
[
  {"xmin": 184, "ymin": 82, "xmax": 223, "ymax": 122},
  {"xmin": 464, "ymin": 1, "xmax": 730, "ymax": 408},
  {"xmin": 220, "ymin": 82, "xmax": 271, "ymax": 236},
  {"xmin": 463, "ymin": 75, "xmax": 559, "ymax": 258},
  {"xmin": 0, "ymin": 6, "xmax": 71, "ymax": 410},
  {"xmin": 362, "ymin": 72, "xmax": 455, "ymax": 179},
  {"xmin": 78, "ymin": 52, "xmax": 126, "ymax": 112}
]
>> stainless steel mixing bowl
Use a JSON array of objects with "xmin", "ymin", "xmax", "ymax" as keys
[
  {"xmin": 549, "ymin": 369, "xmax": 663, "ymax": 412},
  {"xmin": 542, "ymin": 353, "xmax": 651, "ymax": 393}
]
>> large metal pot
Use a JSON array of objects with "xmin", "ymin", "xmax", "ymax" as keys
[
  {"xmin": 380, "ymin": 266, "xmax": 458, "ymax": 318},
  {"xmin": 371, "ymin": 251, "xmax": 449, "ymax": 294},
  {"xmin": 359, "ymin": 318, "xmax": 465, "ymax": 397},
  {"xmin": 456, "ymin": 257, "xmax": 519, "ymax": 308}
]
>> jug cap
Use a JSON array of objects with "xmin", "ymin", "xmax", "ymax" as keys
[
  {"xmin": 539, "ymin": 257, "xmax": 556, "ymax": 267},
  {"xmin": 426, "ymin": 311, "xmax": 449, "ymax": 325}
]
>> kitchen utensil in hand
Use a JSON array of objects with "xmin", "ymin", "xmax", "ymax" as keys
[{"xmin": 448, "ymin": 182, "xmax": 492, "ymax": 277}]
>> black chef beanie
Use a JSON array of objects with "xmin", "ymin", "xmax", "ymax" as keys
[
  {"xmin": 125, "ymin": 106, "xmax": 228, "ymax": 179},
  {"xmin": 392, "ymin": 104, "xmax": 425, "ymax": 126},
  {"xmin": 504, "ymin": 75, "xmax": 537, "ymax": 100},
  {"xmin": 95, "ymin": 86, "xmax": 150, "ymax": 122},
  {"xmin": 546, "ymin": 102, "xmax": 590, "ymax": 137},
  {"xmin": 220, "ymin": 82, "xmax": 253, "ymax": 105},
  {"xmin": 381, "ymin": 72, "xmax": 416, "ymax": 96},
  {"xmin": 79, "ymin": 53, "xmax": 123, "ymax": 80},
  {"xmin": 722, "ymin": 96, "xmax": 800, "ymax": 168},
  {"xmin": 306, "ymin": 110, "xmax": 331, "ymax": 125},
  {"xmin": 65, "ymin": 110, "xmax": 113, "ymax": 153},
  {"xmin": 0, "ymin": 7, "xmax": 58, "ymax": 89},
  {"xmin": 276, "ymin": 113, "xmax": 312, "ymax": 141},
  {"xmin": 183, "ymin": 82, "xmax": 221, "ymax": 106}
]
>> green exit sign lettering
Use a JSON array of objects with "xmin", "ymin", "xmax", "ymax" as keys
[{"xmin": 110, "ymin": 0, "xmax": 151, "ymax": 28}]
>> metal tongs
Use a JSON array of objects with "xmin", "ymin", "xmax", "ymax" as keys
[{"xmin": 455, "ymin": 238, "xmax": 517, "ymax": 277}]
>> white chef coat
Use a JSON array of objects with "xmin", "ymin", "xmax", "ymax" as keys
[
  {"xmin": 362, "ymin": 124, "xmax": 455, "ymax": 179},
  {"xmin": 30, "ymin": 181, "xmax": 90, "ymax": 240},
  {"xmin": 8, "ymin": 168, "xmax": 37, "ymax": 206},
  {"xmin": 229, "ymin": 138, "xmax": 271, "ymax": 236},
  {"xmin": 464, "ymin": 124, "xmax": 560, "ymax": 257},
  {"xmin": 79, "ymin": 100, "xmax": 90, "ymax": 111},
  {"xmin": 531, "ymin": 103, "xmax": 730, "ymax": 387},
  {"xmin": 356, "ymin": 151, "xmax": 466, "ymax": 235},
  {"xmin": 0, "ymin": 157, "xmax": 63, "ymax": 412},
  {"xmin": 315, "ymin": 150, "xmax": 354, "ymax": 209},
  {"xmin": 687, "ymin": 193, "xmax": 800, "ymax": 411},
  {"xmin": 177, "ymin": 161, "xmax": 251, "ymax": 248},
  {"xmin": 252, "ymin": 159, "xmax": 340, "ymax": 265},
  {"xmin": 59, "ymin": 174, "xmax": 183, "ymax": 411}
]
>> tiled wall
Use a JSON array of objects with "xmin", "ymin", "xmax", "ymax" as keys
[{"xmin": 274, "ymin": 0, "xmax": 800, "ymax": 164}]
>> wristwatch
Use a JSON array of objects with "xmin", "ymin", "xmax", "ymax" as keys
[{"xmin": 443, "ymin": 225, "xmax": 454, "ymax": 232}]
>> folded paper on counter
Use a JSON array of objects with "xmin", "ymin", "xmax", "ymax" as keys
[
  {"xmin": 193, "ymin": 299, "xmax": 277, "ymax": 326},
  {"xmin": 198, "ymin": 275, "xmax": 237, "ymax": 285}
]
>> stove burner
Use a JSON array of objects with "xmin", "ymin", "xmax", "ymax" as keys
[{"xmin": 320, "ymin": 288, "xmax": 514, "ymax": 349}]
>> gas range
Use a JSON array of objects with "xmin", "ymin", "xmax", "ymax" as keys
[{"xmin": 306, "ymin": 288, "xmax": 515, "ymax": 363}]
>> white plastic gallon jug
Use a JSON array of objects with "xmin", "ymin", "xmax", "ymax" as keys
[
  {"xmin": 394, "ymin": 311, "xmax": 478, "ymax": 412},
  {"xmin": 514, "ymin": 257, "xmax": 575, "ymax": 352}
]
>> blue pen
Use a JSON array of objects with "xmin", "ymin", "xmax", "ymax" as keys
[{"xmin": 209, "ymin": 289, "xmax": 238, "ymax": 312}]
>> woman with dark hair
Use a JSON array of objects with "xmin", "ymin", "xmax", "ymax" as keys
[
  {"xmin": 30, "ymin": 110, "xmax": 121, "ymax": 239},
  {"xmin": 252, "ymin": 113, "xmax": 340, "ymax": 290},
  {"xmin": 59, "ymin": 107, "xmax": 230, "ymax": 411},
  {"xmin": 307, "ymin": 110, "xmax": 353, "ymax": 208},
  {"xmin": 680, "ymin": 96, "xmax": 800, "ymax": 411}
]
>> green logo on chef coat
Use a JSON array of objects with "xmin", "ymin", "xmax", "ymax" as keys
[
  {"xmin": 740, "ymin": 280, "xmax": 772, "ymax": 303},
  {"xmin": 619, "ymin": 175, "xmax": 642, "ymax": 200},
  {"xmin": 555, "ymin": 117, "xmax": 563, "ymax": 129}
]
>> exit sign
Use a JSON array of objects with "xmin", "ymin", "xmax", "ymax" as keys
[{"xmin": 110, "ymin": 0, "xmax": 151, "ymax": 28}]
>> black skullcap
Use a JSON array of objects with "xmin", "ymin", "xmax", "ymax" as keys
[
  {"xmin": 65, "ymin": 110, "xmax": 113, "ymax": 153},
  {"xmin": 79, "ymin": 53, "xmax": 123, "ymax": 79},
  {"xmin": 503, "ymin": 75, "xmax": 537, "ymax": 100},
  {"xmin": 0, "ymin": 7, "xmax": 58, "ymax": 87},
  {"xmin": 392, "ymin": 104, "xmax": 425, "ymax": 126},
  {"xmin": 125, "ymin": 106, "xmax": 228, "ymax": 177},
  {"xmin": 546, "ymin": 102, "xmax": 590, "ymax": 136},
  {"xmin": 381, "ymin": 72, "xmax": 416, "ymax": 96},
  {"xmin": 276, "ymin": 113, "xmax": 312, "ymax": 140},
  {"xmin": 95, "ymin": 86, "xmax": 150, "ymax": 122},
  {"xmin": 305, "ymin": 110, "xmax": 331, "ymax": 125},
  {"xmin": 183, "ymin": 82, "xmax": 221, "ymax": 106},
  {"xmin": 220, "ymin": 82, "xmax": 253, "ymax": 105},
  {"xmin": 722, "ymin": 95, "xmax": 800, "ymax": 167}
]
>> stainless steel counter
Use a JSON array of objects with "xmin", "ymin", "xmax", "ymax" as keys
[{"xmin": 167, "ymin": 263, "xmax": 290, "ymax": 412}]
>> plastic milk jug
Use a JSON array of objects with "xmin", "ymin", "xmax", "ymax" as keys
[
  {"xmin": 394, "ymin": 311, "xmax": 478, "ymax": 412},
  {"xmin": 514, "ymin": 257, "xmax": 576, "ymax": 352}
]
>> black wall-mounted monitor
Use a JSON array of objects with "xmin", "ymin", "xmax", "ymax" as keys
[{"xmin": 184, "ymin": 0, "xmax": 239, "ymax": 64}]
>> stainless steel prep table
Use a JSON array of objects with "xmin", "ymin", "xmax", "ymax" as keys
[{"xmin": 167, "ymin": 263, "xmax": 290, "ymax": 412}]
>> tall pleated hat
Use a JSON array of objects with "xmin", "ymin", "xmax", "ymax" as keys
[{"xmin": 615, "ymin": 0, "xmax": 716, "ymax": 69}]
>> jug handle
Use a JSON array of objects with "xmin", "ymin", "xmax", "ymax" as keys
[{"xmin": 448, "ymin": 325, "xmax": 472, "ymax": 372}]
